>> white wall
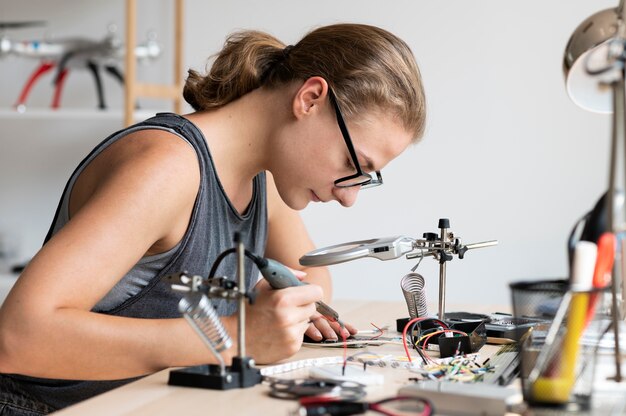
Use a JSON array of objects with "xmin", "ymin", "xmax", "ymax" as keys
[{"xmin": 0, "ymin": 0, "xmax": 617, "ymax": 311}]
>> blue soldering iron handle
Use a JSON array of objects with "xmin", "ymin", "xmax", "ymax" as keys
[
  {"xmin": 258, "ymin": 258, "xmax": 305, "ymax": 289},
  {"xmin": 259, "ymin": 258, "xmax": 340, "ymax": 322}
]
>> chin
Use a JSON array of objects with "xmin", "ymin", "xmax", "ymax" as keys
[
  {"xmin": 280, "ymin": 193, "xmax": 308, "ymax": 211},
  {"xmin": 291, "ymin": 199, "xmax": 309, "ymax": 211},
  {"xmin": 273, "ymin": 181, "xmax": 309, "ymax": 210}
]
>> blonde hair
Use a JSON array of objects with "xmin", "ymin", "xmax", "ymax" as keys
[{"xmin": 183, "ymin": 24, "xmax": 426, "ymax": 141}]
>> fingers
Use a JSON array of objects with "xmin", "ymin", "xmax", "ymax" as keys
[
  {"xmin": 273, "ymin": 285, "xmax": 323, "ymax": 308},
  {"xmin": 329, "ymin": 320, "xmax": 351, "ymax": 339},
  {"xmin": 286, "ymin": 267, "xmax": 307, "ymax": 281},
  {"xmin": 305, "ymin": 322, "xmax": 323, "ymax": 341},
  {"xmin": 245, "ymin": 293, "xmax": 316, "ymax": 363},
  {"xmin": 309, "ymin": 316, "xmax": 340, "ymax": 341},
  {"xmin": 342, "ymin": 321, "xmax": 359, "ymax": 335},
  {"xmin": 255, "ymin": 287, "xmax": 318, "ymax": 329},
  {"xmin": 306, "ymin": 315, "xmax": 354, "ymax": 341}
]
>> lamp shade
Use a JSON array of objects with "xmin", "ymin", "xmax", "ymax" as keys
[{"xmin": 564, "ymin": 8, "xmax": 621, "ymax": 113}]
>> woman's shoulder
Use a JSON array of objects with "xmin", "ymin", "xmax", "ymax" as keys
[
  {"xmin": 71, "ymin": 128, "xmax": 201, "ymax": 218},
  {"xmin": 101, "ymin": 128, "xmax": 199, "ymax": 175}
]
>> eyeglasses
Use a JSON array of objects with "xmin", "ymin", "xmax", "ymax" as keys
[{"xmin": 328, "ymin": 88, "xmax": 383, "ymax": 189}]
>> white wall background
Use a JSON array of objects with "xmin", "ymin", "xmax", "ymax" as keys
[{"xmin": 0, "ymin": 0, "xmax": 616, "ymax": 310}]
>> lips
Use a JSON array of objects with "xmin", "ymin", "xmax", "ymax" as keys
[{"xmin": 311, "ymin": 190, "xmax": 321, "ymax": 202}]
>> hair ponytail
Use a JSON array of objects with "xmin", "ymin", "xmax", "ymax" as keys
[
  {"xmin": 183, "ymin": 31, "xmax": 286, "ymax": 111},
  {"xmin": 184, "ymin": 24, "xmax": 426, "ymax": 142}
]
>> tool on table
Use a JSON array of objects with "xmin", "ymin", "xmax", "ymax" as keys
[
  {"xmin": 566, "ymin": 191, "xmax": 623, "ymax": 382},
  {"xmin": 585, "ymin": 232, "xmax": 616, "ymax": 326},
  {"xmin": 531, "ymin": 241, "xmax": 597, "ymax": 404},
  {"xmin": 292, "ymin": 396, "xmax": 433, "ymax": 416}
]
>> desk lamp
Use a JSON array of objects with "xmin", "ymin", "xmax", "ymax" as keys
[{"xmin": 563, "ymin": 0, "xmax": 626, "ymax": 382}]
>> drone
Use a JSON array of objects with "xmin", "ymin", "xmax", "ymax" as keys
[{"xmin": 0, "ymin": 21, "xmax": 161, "ymax": 111}]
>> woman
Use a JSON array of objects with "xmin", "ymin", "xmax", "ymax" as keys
[{"xmin": 0, "ymin": 23, "xmax": 425, "ymax": 414}]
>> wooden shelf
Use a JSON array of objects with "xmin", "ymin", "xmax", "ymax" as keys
[
  {"xmin": 125, "ymin": 0, "xmax": 184, "ymax": 126},
  {"xmin": 0, "ymin": 108, "xmax": 159, "ymax": 122}
]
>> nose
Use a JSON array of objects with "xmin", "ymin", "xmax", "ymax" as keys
[{"xmin": 333, "ymin": 186, "xmax": 360, "ymax": 207}]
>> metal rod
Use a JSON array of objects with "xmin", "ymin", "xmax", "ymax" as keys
[
  {"xmin": 464, "ymin": 240, "xmax": 499, "ymax": 250},
  {"xmin": 438, "ymin": 226, "xmax": 448, "ymax": 321},
  {"xmin": 609, "ymin": 79, "xmax": 624, "ymax": 381},
  {"xmin": 236, "ymin": 236, "xmax": 246, "ymax": 358},
  {"xmin": 405, "ymin": 240, "xmax": 498, "ymax": 260},
  {"xmin": 406, "ymin": 249, "xmax": 439, "ymax": 260}
]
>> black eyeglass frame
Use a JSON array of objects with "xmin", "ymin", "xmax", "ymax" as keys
[{"xmin": 328, "ymin": 88, "xmax": 383, "ymax": 189}]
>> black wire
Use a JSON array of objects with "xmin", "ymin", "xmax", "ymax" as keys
[
  {"xmin": 208, "ymin": 248, "xmax": 265, "ymax": 279},
  {"xmin": 408, "ymin": 321, "xmax": 428, "ymax": 364},
  {"xmin": 407, "ymin": 318, "xmax": 450, "ymax": 364}
]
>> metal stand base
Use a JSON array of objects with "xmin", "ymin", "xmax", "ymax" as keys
[{"xmin": 168, "ymin": 357, "xmax": 262, "ymax": 390}]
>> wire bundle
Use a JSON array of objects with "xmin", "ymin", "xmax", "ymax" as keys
[
  {"xmin": 401, "ymin": 317, "xmax": 471, "ymax": 364},
  {"xmin": 408, "ymin": 355, "xmax": 494, "ymax": 382}
]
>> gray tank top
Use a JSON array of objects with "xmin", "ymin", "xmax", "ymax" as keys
[{"xmin": 3, "ymin": 112, "xmax": 268, "ymax": 411}]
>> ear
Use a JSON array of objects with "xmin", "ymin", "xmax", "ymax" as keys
[{"xmin": 292, "ymin": 76, "xmax": 329, "ymax": 120}]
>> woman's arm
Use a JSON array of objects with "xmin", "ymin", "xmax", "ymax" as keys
[{"xmin": 0, "ymin": 131, "xmax": 320, "ymax": 379}]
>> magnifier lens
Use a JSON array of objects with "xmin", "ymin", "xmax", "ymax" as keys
[{"xmin": 318, "ymin": 243, "xmax": 365, "ymax": 254}]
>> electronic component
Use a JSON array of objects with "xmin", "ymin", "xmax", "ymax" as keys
[
  {"xmin": 308, "ymin": 364, "xmax": 384, "ymax": 386},
  {"xmin": 398, "ymin": 380, "xmax": 523, "ymax": 415},
  {"xmin": 267, "ymin": 377, "xmax": 366, "ymax": 401},
  {"xmin": 485, "ymin": 313, "xmax": 548, "ymax": 341}
]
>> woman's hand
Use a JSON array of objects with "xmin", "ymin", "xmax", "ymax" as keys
[
  {"xmin": 288, "ymin": 267, "xmax": 358, "ymax": 342},
  {"xmin": 305, "ymin": 314, "xmax": 357, "ymax": 341},
  {"xmin": 244, "ymin": 279, "xmax": 322, "ymax": 363}
]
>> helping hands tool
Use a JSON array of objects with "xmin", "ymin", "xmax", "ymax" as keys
[
  {"xmin": 164, "ymin": 233, "xmax": 265, "ymax": 390},
  {"xmin": 165, "ymin": 255, "xmax": 343, "ymax": 329},
  {"xmin": 300, "ymin": 218, "xmax": 497, "ymax": 320}
]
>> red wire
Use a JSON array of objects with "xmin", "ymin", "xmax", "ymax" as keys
[
  {"xmin": 340, "ymin": 324, "xmax": 347, "ymax": 371},
  {"xmin": 369, "ymin": 322, "xmax": 384, "ymax": 340},
  {"xmin": 320, "ymin": 315, "xmax": 348, "ymax": 372},
  {"xmin": 299, "ymin": 396, "xmax": 341, "ymax": 405},
  {"xmin": 370, "ymin": 396, "xmax": 433, "ymax": 416},
  {"xmin": 401, "ymin": 317, "xmax": 430, "ymax": 363}
]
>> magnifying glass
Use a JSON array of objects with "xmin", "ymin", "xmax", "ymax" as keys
[{"xmin": 299, "ymin": 236, "xmax": 416, "ymax": 267}]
